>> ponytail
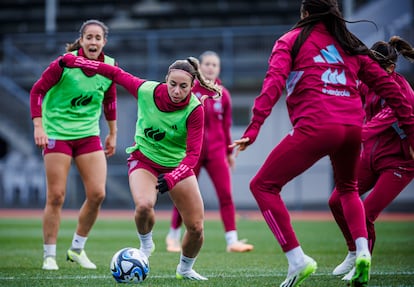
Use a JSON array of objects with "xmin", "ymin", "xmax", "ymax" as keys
[
  {"xmin": 66, "ymin": 38, "xmax": 81, "ymax": 52},
  {"xmin": 370, "ymin": 36, "xmax": 414, "ymax": 70},
  {"xmin": 389, "ymin": 36, "xmax": 414, "ymax": 63},
  {"xmin": 186, "ymin": 57, "xmax": 222, "ymax": 99},
  {"xmin": 167, "ymin": 57, "xmax": 222, "ymax": 102}
]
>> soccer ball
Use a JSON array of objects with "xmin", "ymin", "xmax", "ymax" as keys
[{"xmin": 110, "ymin": 247, "xmax": 150, "ymax": 283}]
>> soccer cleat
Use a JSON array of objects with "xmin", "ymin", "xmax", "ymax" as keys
[
  {"xmin": 280, "ymin": 256, "xmax": 317, "ymax": 287},
  {"xmin": 66, "ymin": 249, "xmax": 97, "ymax": 269},
  {"xmin": 350, "ymin": 253, "xmax": 371, "ymax": 287},
  {"xmin": 176, "ymin": 265, "xmax": 208, "ymax": 280},
  {"xmin": 341, "ymin": 267, "xmax": 356, "ymax": 281},
  {"xmin": 166, "ymin": 236, "xmax": 181, "ymax": 253},
  {"xmin": 226, "ymin": 240, "xmax": 254, "ymax": 252},
  {"xmin": 332, "ymin": 251, "xmax": 356, "ymax": 275},
  {"xmin": 42, "ymin": 256, "xmax": 59, "ymax": 270}
]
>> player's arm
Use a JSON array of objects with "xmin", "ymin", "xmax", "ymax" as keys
[
  {"xmin": 103, "ymin": 82, "xmax": 117, "ymax": 157},
  {"xmin": 30, "ymin": 57, "xmax": 64, "ymax": 149},
  {"xmin": 60, "ymin": 53, "xmax": 144, "ymax": 98}
]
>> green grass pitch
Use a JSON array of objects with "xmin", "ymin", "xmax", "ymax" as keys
[{"xmin": 0, "ymin": 214, "xmax": 413, "ymax": 286}]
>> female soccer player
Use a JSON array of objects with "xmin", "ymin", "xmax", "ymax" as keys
[
  {"xmin": 60, "ymin": 52, "xmax": 221, "ymax": 280},
  {"xmin": 30, "ymin": 19, "xmax": 117, "ymax": 271},
  {"xmin": 230, "ymin": 1, "xmax": 414, "ymax": 286},
  {"xmin": 166, "ymin": 51, "xmax": 254, "ymax": 253},
  {"xmin": 329, "ymin": 36, "xmax": 414, "ymax": 281}
]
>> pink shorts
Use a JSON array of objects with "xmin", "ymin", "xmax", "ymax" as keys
[
  {"xmin": 43, "ymin": 136, "xmax": 103, "ymax": 157},
  {"xmin": 127, "ymin": 150, "xmax": 194, "ymax": 178}
]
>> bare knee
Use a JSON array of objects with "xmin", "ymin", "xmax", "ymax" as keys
[
  {"xmin": 47, "ymin": 188, "xmax": 66, "ymax": 208},
  {"xmin": 86, "ymin": 189, "xmax": 105, "ymax": 207},
  {"xmin": 135, "ymin": 200, "xmax": 154, "ymax": 219},
  {"xmin": 93, "ymin": 190, "xmax": 105, "ymax": 204},
  {"xmin": 185, "ymin": 220, "xmax": 204, "ymax": 240}
]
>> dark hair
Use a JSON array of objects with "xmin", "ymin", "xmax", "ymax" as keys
[
  {"xmin": 66, "ymin": 19, "xmax": 109, "ymax": 52},
  {"xmin": 370, "ymin": 41, "xmax": 398, "ymax": 69},
  {"xmin": 389, "ymin": 36, "xmax": 414, "ymax": 63},
  {"xmin": 199, "ymin": 50, "xmax": 220, "ymax": 63},
  {"xmin": 291, "ymin": 0, "xmax": 375, "ymax": 62},
  {"xmin": 370, "ymin": 36, "xmax": 414, "ymax": 69},
  {"xmin": 167, "ymin": 57, "xmax": 222, "ymax": 99}
]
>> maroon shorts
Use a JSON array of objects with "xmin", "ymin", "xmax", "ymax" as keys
[
  {"xmin": 43, "ymin": 136, "xmax": 103, "ymax": 157},
  {"xmin": 127, "ymin": 150, "xmax": 194, "ymax": 178}
]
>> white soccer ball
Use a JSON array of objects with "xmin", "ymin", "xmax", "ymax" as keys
[{"xmin": 110, "ymin": 247, "xmax": 150, "ymax": 283}]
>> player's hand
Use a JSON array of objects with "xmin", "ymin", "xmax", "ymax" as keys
[
  {"xmin": 59, "ymin": 54, "xmax": 100, "ymax": 70},
  {"xmin": 227, "ymin": 153, "xmax": 235, "ymax": 171},
  {"xmin": 229, "ymin": 137, "xmax": 250, "ymax": 157},
  {"xmin": 410, "ymin": 145, "xmax": 414, "ymax": 160},
  {"xmin": 156, "ymin": 174, "xmax": 169, "ymax": 194},
  {"xmin": 33, "ymin": 124, "xmax": 48, "ymax": 149},
  {"xmin": 59, "ymin": 53, "xmax": 76, "ymax": 68},
  {"xmin": 104, "ymin": 133, "xmax": 116, "ymax": 157}
]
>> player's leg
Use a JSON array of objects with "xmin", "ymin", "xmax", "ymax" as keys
[
  {"xmin": 169, "ymin": 175, "xmax": 207, "ymax": 280},
  {"xmin": 205, "ymin": 154, "xmax": 253, "ymax": 252},
  {"xmin": 165, "ymin": 206, "xmax": 183, "ymax": 252},
  {"xmin": 42, "ymin": 152, "xmax": 71, "ymax": 270},
  {"xmin": 65, "ymin": 137, "xmax": 107, "ymax": 269},
  {"xmin": 166, "ymin": 161, "xmax": 202, "ymax": 252},
  {"xmin": 329, "ymin": 157, "xmax": 376, "ymax": 276},
  {"xmin": 65, "ymin": 154, "xmax": 104, "ymax": 269},
  {"xmin": 250, "ymin": 125, "xmax": 341, "ymax": 286},
  {"xmin": 129, "ymin": 168, "xmax": 158, "ymax": 258},
  {"xmin": 73, "ymin": 150, "xmax": 106, "ymax": 236},
  {"xmin": 363, "ymin": 168, "xmax": 414, "ymax": 254},
  {"xmin": 330, "ymin": 125, "xmax": 370, "ymax": 286}
]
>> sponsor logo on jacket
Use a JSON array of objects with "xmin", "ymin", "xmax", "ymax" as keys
[{"xmin": 315, "ymin": 44, "xmax": 350, "ymax": 97}]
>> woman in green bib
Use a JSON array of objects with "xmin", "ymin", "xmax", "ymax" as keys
[
  {"xmin": 30, "ymin": 20, "xmax": 117, "ymax": 271},
  {"xmin": 61, "ymin": 53, "xmax": 221, "ymax": 280}
]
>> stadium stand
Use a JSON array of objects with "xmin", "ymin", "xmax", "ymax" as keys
[{"xmin": 0, "ymin": 0, "xmax": 374, "ymax": 34}]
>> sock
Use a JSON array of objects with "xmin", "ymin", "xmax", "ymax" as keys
[
  {"xmin": 225, "ymin": 230, "xmax": 238, "ymax": 245},
  {"xmin": 168, "ymin": 227, "xmax": 181, "ymax": 240},
  {"xmin": 43, "ymin": 244, "xmax": 56, "ymax": 258},
  {"xmin": 355, "ymin": 237, "xmax": 370, "ymax": 257},
  {"xmin": 178, "ymin": 254, "xmax": 196, "ymax": 272},
  {"xmin": 285, "ymin": 246, "xmax": 306, "ymax": 273},
  {"xmin": 348, "ymin": 250, "xmax": 356, "ymax": 258},
  {"xmin": 71, "ymin": 233, "xmax": 87, "ymax": 252},
  {"xmin": 138, "ymin": 231, "xmax": 153, "ymax": 257}
]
